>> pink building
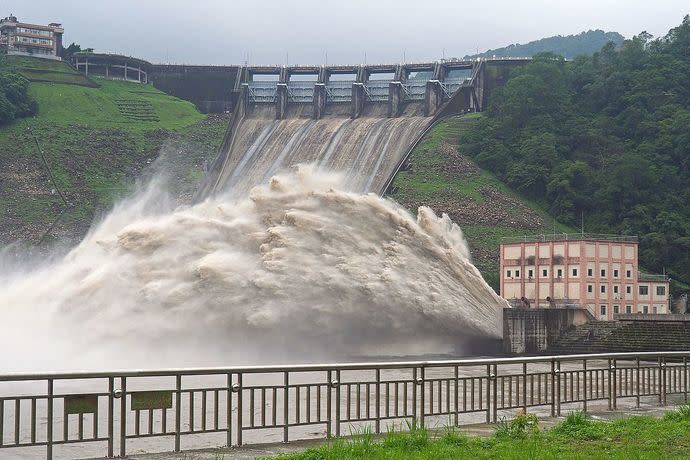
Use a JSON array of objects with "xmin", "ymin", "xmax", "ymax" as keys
[{"xmin": 499, "ymin": 234, "xmax": 669, "ymax": 320}]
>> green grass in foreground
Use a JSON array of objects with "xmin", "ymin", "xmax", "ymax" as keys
[{"xmin": 271, "ymin": 407, "xmax": 690, "ymax": 459}]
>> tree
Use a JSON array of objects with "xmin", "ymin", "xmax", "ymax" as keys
[{"xmin": 459, "ymin": 17, "xmax": 690, "ymax": 293}]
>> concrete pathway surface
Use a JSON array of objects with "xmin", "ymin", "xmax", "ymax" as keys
[{"xmin": 124, "ymin": 403, "xmax": 680, "ymax": 460}]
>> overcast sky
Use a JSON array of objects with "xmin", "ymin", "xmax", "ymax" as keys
[{"xmin": 3, "ymin": 0, "xmax": 688, "ymax": 65}]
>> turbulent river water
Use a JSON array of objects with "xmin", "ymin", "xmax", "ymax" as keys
[{"xmin": 0, "ymin": 166, "xmax": 505, "ymax": 371}]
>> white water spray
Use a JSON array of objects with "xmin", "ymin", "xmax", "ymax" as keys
[{"xmin": 0, "ymin": 166, "xmax": 505, "ymax": 371}]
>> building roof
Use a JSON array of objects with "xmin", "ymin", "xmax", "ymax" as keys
[
  {"xmin": 501, "ymin": 233, "xmax": 638, "ymax": 245},
  {"xmin": 0, "ymin": 16, "xmax": 64, "ymax": 32}
]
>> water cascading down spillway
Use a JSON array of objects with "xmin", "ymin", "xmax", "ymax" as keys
[
  {"xmin": 0, "ymin": 61, "xmax": 506, "ymax": 372},
  {"xmin": 199, "ymin": 65, "xmax": 446, "ymax": 197}
]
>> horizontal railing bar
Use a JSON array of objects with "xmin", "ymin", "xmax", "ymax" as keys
[{"xmin": 4, "ymin": 352, "xmax": 690, "ymax": 381}]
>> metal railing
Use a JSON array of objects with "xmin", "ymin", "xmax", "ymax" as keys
[
  {"xmin": 501, "ymin": 233, "xmax": 639, "ymax": 244},
  {"xmin": 1, "ymin": 352, "xmax": 689, "ymax": 459}
]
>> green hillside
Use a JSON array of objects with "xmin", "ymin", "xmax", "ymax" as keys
[
  {"xmin": 459, "ymin": 17, "xmax": 690, "ymax": 293},
  {"xmin": 387, "ymin": 115, "xmax": 574, "ymax": 290},
  {"xmin": 465, "ymin": 30, "xmax": 625, "ymax": 60},
  {"xmin": 6, "ymin": 55, "xmax": 96, "ymax": 86},
  {"xmin": 0, "ymin": 56, "xmax": 228, "ymax": 247}
]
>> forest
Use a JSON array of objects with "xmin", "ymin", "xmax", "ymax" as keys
[
  {"xmin": 460, "ymin": 16, "xmax": 690, "ymax": 289},
  {"xmin": 465, "ymin": 29, "xmax": 625, "ymax": 59}
]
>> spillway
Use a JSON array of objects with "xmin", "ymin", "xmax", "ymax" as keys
[{"xmin": 205, "ymin": 102, "xmax": 431, "ymax": 197}]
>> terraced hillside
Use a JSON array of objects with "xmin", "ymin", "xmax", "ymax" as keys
[
  {"xmin": 6, "ymin": 55, "xmax": 96, "ymax": 87},
  {"xmin": 0, "ymin": 56, "xmax": 229, "ymax": 248},
  {"xmin": 387, "ymin": 115, "xmax": 574, "ymax": 290}
]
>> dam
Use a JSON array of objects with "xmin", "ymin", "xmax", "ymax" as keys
[{"xmin": 198, "ymin": 59, "xmax": 528, "ymax": 198}]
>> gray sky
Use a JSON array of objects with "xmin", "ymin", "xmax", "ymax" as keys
[{"xmin": 4, "ymin": 0, "xmax": 688, "ymax": 65}]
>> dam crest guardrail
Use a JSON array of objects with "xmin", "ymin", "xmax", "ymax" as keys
[{"xmin": 1, "ymin": 351, "xmax": 689, "ymax": 459}]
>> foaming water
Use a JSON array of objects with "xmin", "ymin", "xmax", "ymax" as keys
[
  {"xmin": 0, "ymin": 167, "xmax": 505, "ymax": 371},
  {"xmin": 206, "ymin": 103, "xmax": 431, "ymax": 197}
]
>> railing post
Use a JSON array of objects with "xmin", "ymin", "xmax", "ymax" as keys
[
  {"xmin": 522, "ymin": 362, "xmax": 527, "ymax": 413},
  {"xmin": 120, "ymin": 377, "xmax": 127, "ymax": 458},
  {"xmin": 607, "ymin": 359, "xmax": 613, "ymax": 410},
  {"xmin": 375, "ymin": 369, "xmax": 380, "ymax": 434},
  {"xmin": 658, "ymin": 357, "xmax": 664, "ymax": 405},
  {"xmin": 237, "ymin": 373, "xmax": 243, "ymax": 445},
  {"xmin": 661, "ymin": 358, "xmax": 667, "ymax": 406},
  {"xmin": 485, "ymin": 365, "xmax": 490, "ymax": 423},
  {"xmin": 683, "ymin": 356, "xmax": 688, "ymax": 404},
  {"xmin": 226, "ymin": 373, "xmax": 232, "ymax": 448},
  {"xmin": 419, "ymin": 366, "xmax": 425, "ymax": 428},
  {"xmin": 611, "ymin": 359, "xmax": 617, "ymax": 410},
  {"xmin": 454, "ymin": 365, "xmax": 459, "ymax": 426},
  {"xmin": 107, "ymin": 377, "xmax": 114, "ymax": 458},
  {"xmin": 326, "ymin": 370, "xmax": 332, "ymax": 438},
  {"xmin": 175, "ymin": 375, "xmax": 181, "ymax": 452},
  {"xmin": 412, "ymin": 368, "xmax": 417, "ymax": 425},
  {"xmin": 492, "ymin": 364, "xmax": 498, "ymax": 423},
  {"xmin": 580, "ymin": 360, "xmax": 587, "ymax": 413},
  {"xmin": 550, "ymin": 360, "xmax": 556, "ymax": 417},
  {"xmin": 556, "ymin": 360, "xmax": 561, "ymax": 416},
  {"xmin": 47, "ymin": 378, "xmax": 53, "ymax": 460},
  {"xmin": 283, "ymin": 371, "xmax": 289, "ymax": 443},
  {"xmin": 636, "ymin": 358, "xmax": 640, "ymax": 408},
  {"xmin": 335, "ymin": 370, "xmax": 341, "ymax": 437}
]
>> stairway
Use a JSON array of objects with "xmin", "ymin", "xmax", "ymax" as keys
[{"xmin": 549, "ymin": 320, "xmax": 690, "ymax": 354}]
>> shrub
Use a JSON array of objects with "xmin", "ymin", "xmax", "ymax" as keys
[{"xmin": 495, "ymin": 411, "xmax": 540, "ymax": 439}]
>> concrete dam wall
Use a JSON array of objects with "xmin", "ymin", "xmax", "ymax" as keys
[{"xmin": 198, "ymin": 59, "xmax": 530, "ymax": 198}]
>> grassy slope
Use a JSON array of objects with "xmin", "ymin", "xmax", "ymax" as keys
[
  {"xmin": 387, "ymin": 115, "xmax": 575, "ymax": 290},
  {"xmin": 273, "ymin": 408, "xmax": 690, "ymax": 459},
  {"xmin": 6, "ymin": 55, "xmax": 96, "ymax": 86},
  {"xmin": 0, "ymin": 56, "xmax": 228, "ymax": 247}
]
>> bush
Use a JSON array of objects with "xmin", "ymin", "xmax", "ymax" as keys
[
  {"xmin": 663, "ymin": 404, "xmax": 690, "ymax": 422},
  {"xmin": 550, "ymin": 410, "xmax": 606, "ymax": 440},
  {"xmin": 0, "ymin": 69, "xmax": 37, "ymax": 125},
  {"xmin": 495, "ymin": 411, "xmax": 540, "ymax": 439}
]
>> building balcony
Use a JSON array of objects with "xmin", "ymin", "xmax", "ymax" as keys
[{"xmin": 638, "ymin": 273, "xmax": 669, "ymax": 282}]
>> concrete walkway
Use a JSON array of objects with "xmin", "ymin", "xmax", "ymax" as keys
[{"xmin": 125, "ymin": 404, "xmax": 680, "ymax": 460}]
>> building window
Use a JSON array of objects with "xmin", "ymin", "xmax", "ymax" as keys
[
  {"xmin": 656, "ymin": 286, "xmax": 666, "ymax": 296},
  {"xmin": 626, "ymin": 270, "xmax": 632, "ymax": 278},
  {"xmin": 626, "ymin": 305, "xmax": 632, "ymax": 314},
  {"xmin": 601, "ymin": 269, "xmax": 606, "ymax": 277},
  {"xmin": 588, "ymin": 285, "xmax": 593, "ymax": 293},
  {"xmin": 626, "ymin": 286, "xmax": 631, "ymax": 294},
  {"xmin": 587, "ymin": 268, "xmax": 593, "ymax": 277},
  {"xmin": 506, "ymin": 270, "xmax": 512, "ymax": 278},
  {"xmin": 542, "ymin": 269, "xmax": 548, "ymax": 277},
  {"xmin": 572, "ymin": 268, "xmax": 578, "ymax": 276},
  {"xmin": 600, "ymin": 305, "xmax": 606, "ymax": 316},
  {"xmin": 614, "ymin": 305, "xmax": 620, "ymax": 314},
  {"xmin": 643, "ymin": 305, "xmax": 649, "ymax": 314},
  {"xmin": 528, "ymin": 269, "xmax": 533, "ymax": 278},
  {"xmin": 601, "ymin": 285, "xmax": 606, "ymax": 294},
  {"xmin": 614, "ymin": 269, "xmax": 619, "ymax": 277},
  {"xmin": 515, "ymin": 270, "xmax": 520, "ymax": 278},
  {"xmin": 639, "ymin": 286, "xmax": 649, "ymax": 295},
  {"xmin": 653, "ymin": 306, "xmax": 658, "ymax": 314},
  {"xmin": 613, "ymin": 286, "xmax": 619, "ymax": 294},
  {"xmin": 557, "ymin": 269, "xmax": 563, "ymax": 278}
]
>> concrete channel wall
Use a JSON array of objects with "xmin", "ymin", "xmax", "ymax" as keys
[{"xmin": 503, "ymin": 308, "xmax": 592, "ymax": 355}]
